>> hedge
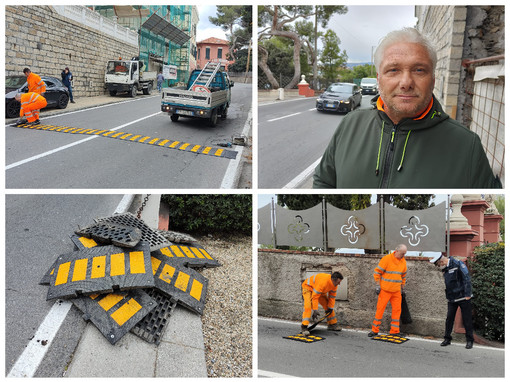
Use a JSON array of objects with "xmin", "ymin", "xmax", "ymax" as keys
[
  {"xmin": 161, "ymin": 195, "xmax": 251, "ymax": 234},
  {"xmin": 467, "ymin": 242, "xmax": 505, "ymax": 342}
]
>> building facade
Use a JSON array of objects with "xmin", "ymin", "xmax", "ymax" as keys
[{"xmin": 196, "ymin": 37, "xmax": 235, "ymax": 71}]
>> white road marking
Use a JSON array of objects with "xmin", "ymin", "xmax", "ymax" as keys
[
  {"xmin": 6, "ymin": 112, "xmax": 161, "ymax": 170},
  {"xmin": 7, "ymin": 196, "xmax": 134, "ymax": 377},
  {"xmin": 220, "ymin": 108, "xmax": 252, "ymax": 189},
  {"xmin": 267, "ymin": 112, "xmax": 301, "ymax": 122},
  {"xmin": 258, "ymin": 370, "xmax": 297, "ymax": 378},
  {"xmin": 283, "ymin": 157, "xmax": 322, "ymax": 189}
]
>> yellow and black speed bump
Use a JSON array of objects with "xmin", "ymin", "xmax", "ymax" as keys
[
  {"xmin": 72, "ymin": 288, "xmax": 157, "ymax": 345},
  {"xmin": 75, "ymin": 222, "xmax": 142, "ymax": 248},
  {"xmin": 371, "ymin": 334, "xmax": 409, "ymax": 344},
  {"xmin": 151, "ymin": 253, "xmax": 208, "ymax": 315},
  {"xmin": 15, "ymin": 122, "xmax": 238, "ymax": 159},
  {"xmin": 96, "ymin": 213, "xmax": 170, "ymax": 251},
  {"xmin": 46, "ymin": 242, "xmax": 154, "ymax": 300},
  {"xmin": 152, "ymin": 243, "xmax": 221, "ymax": 269},
  {"xmin": 283, "ymin": 334, "xmax": 325, "ymax": 343}
]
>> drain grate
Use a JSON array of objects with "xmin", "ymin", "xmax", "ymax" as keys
[
  {"xmin": 96, "ymin": 213, "xmax": 169, "ymax": 251},
  {"xmin": 46, "ymin": 242, "xmax": 154, "ymax": 300},
  {"xmin": 75, "ymin": 223, "xmax": 142, "ymax": 248},
  {"xmin": 131, "ymin": 288, "xmax": 178, "ymax": 344},
  {"xmin": 72, "ymin": 289, "xmax": 157, "ymax": 345}
]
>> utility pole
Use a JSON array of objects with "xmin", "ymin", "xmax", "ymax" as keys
[{"xmin": 313, "ymin": 6, "xmax": 318, "ymax": 90}]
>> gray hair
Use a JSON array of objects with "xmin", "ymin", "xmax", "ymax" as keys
[
  {"xmin": 374, "ymin": 27, "xmax": 437, "ymax": 74},
  {"xmin": 396, "ymin": 244, "xmax": 408, "ymax": 252}
]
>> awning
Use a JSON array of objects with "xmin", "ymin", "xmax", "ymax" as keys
[{"xmin": 142, "ymin": 12, "xmax": 190, "ymax": 46}]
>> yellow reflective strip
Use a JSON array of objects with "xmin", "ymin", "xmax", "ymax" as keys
[
  {"xmin": 160, "ymin": 247, "xmax": 174, "ymax": 258},
  {"xmin": 148, "ymin": 138, "xmax": 159, "ymax": 144},
  {"xmin": 55, "ymin": 262, "xmax": 71, "ymax": 286},
  {"xmin": 139, "ymin": 136, "xmax": 151, "ymax": 142},
  {"xmin": 111, "ymin": 132, "xmax": 124, "ymax": 138},
  {"xmin": 151, "ymin": 256, "xmax": 162, "ymax": 275},
  {"xmin": 98, "ymin": 293, "xmax": 124, "ymax": 311},
  {"xmin": 62, "ymin": 127, "xmax": 76, "ymax": 133},
  {"xmin": 159, "ymin": 264, "xmax": 176, "ymax": 284},
  {"xmin": 191, "ymin": 145, "xmax": 201, "ymax": 152},
  {"xmin": 214, "ymin": 149, "xmax": 224, "ymax": 156},
  {"xmin": 199, "ymin": 248, "xmax": 214, "ymax": 260},
  {"xmin": 169, "ymin": 141, "xmax": 180, "ymax": 148},
  {"xmin": 190, "ymin": 247, "xmax": 205, "ymax": 258},
  {"xmin": 102, "ymin": 131, "xmax": 115, "ymax": 136},
  {"xmin": 190, "ymin": 279, "xmax": 203, "ymax": 301},
  {"xmin": 120, "ymin": 133, "xmax": 132, "ymax": 139},
  {"xmin": 79, "ymin": 236, "xmax": 98, "ymax": 248},
  {"xmin": 129, "ymin": 135, "xmax": 142, "ymax": 141},
  {"xmin": 179, "ymin": 143, "xmax": 190, "ymax": 150},
  {"xmin": 86, "ymin": 129, "xmax": 99, "ymax": 134},
  {"xmin": 158, "ymin": 139, "xmax": 170, "ymax": 146},
  {"xmin": 181, "ymin": 246, "xmax": 195, "ymax": 258},
  {"xmin": 49, "ymin": 126, "xmax": 60, "ymax": 131},
  {"xmin": 50, "ymin": 268, "xmax": 54, "ymax": 275},
  {"xmin": 129, "ymin": 251, "xmax": 145, "ymax": 274},
  {"xmin": 175, "ymin": 272, "xmax": 190, "ymax": 292},
  {"xmin": 202, "ymin": 147, "xmax": 211, "ymax": 154},
  {"xmin": 170, "ymin": 245, "xmax": 186, "ymax": 257},
  {"xmin": 111, "ymin": 298, "xmax": 142, "ymax": 326},
  {"xmin": 91, "ymin": 255, "xmax": 106, "ymax": 278},
  {"xmin": 70, "ymin": 128, "xmax": 86, "ymax": 133},
  {"xmin": 72, "ymin": 258, "xmax": 88, "ymax": 282},
  {"xmin": 89, "ymin": 294, "xmax": 99, "ymax": 299},
  {"xmin": 94, "ymin": 130, "xmax": 108, "ymax": 135},
  {"xmin": 110, "ymin": 252, "xmax": 125, "ymax": 276},
  {"xmin": 78, "ymin": 129, "xmax": 93, "ymax": 134}
]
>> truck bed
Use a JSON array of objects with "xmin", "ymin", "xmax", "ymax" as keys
[{"xmin": 162, "ymin": 87, "xmax": 228, "ymax": 110}]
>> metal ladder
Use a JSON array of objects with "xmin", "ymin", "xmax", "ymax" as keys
[{"xmin": 188, "ymin": 61, "xmax": 221, "ymax": 90}]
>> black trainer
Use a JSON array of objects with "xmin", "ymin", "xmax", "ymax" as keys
[
  {"xmin": 440, "ymin": 339, "xmax": 451, "ymax": 346},
  {"xmin": 368, "ymin": 331, "xmax": 378, "ymax": 337}
]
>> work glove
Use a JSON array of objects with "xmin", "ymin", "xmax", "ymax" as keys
[
  {"xmin": 325, "ymin": 308, "xmax": 333, "ymax": 315},
  {"xmin": 312, "ymin": 310, "xmax": 319, "ymax": 321},
  {"xmin": 376, "ymin": 285, "xmax": 381, "ymax": 295}
]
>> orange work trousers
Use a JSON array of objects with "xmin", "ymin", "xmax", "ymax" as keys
[
  {"xmin": 371, "ymin": 289, "xmax": 402, "ymax": 334},
  {"xmin": 22, "ymin": 97, "xmax": 47, "ymax": 122},
  {"xmin": 302, "ymin": 288, "xmax": 338, "ymax": 327}
]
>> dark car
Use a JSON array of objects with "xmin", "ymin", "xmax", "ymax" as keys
[
  {"xmin": 316, "ymin": 83, "xmax": 362, "ymax": 113},
  {"xmin": 5, "ymin": 75, "xmax": 70, "ymax": 118}
]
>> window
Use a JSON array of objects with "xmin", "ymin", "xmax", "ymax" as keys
[
  {"xmin": 205, "ymin": 47, "xmax": 210, "ymax": 59},
  {"xmin": 217, "ymin": 48, "xmax": 222, "ymax": 59},
  {"xmin": 197, "ymin": 48, "xmax": 200, "ymax": 60}
]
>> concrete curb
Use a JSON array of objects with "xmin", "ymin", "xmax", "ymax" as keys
[{"xmin": 65, "ymin": 194, "xmax": 208, "ymax": 377}]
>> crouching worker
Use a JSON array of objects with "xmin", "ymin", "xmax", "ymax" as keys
[
  {"xmin": 15, "ymin": 92, "xmax": 47, "ymax": 126},
  {"xmin": 301, "ymin": 272, "xmax": 343, "ymax": 335}
]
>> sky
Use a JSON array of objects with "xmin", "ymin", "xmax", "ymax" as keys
[
  {"xmin": 196, "ymin": 5, "xmax": 227, "ymax": 42},
  {"xmin": 320, "ymin": 6, "xmax": 417, "ymax": 63}
]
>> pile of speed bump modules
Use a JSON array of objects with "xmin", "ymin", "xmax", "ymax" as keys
[
  {"xmin": 40, "ymin": 212, "xmax": 221, "ymax": 345},
  {"xmin": 371, "ymin": 334, "xmax": 409, "ymax": 344}
]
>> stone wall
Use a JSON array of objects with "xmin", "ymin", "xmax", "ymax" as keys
[
  {"xmin": 5, "ymin": 5, "xmax": 139, "ymax": 97},
  {"xmin": 258, "ymin": 249, "xmax": 448, "ymax": 338}
]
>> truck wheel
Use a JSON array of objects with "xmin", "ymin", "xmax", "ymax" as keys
[
  {"xmin": 130, "ymin": 86, "xmax": 137, "ymax": 98},
  {"xmin": 209, "ymin": 109, "xmax": 218, "ymax": 127},
  {"xmin": 221, "ymin": 105, "xmax": 228, "ymax": 119},
  {"xmin": 143, "ymin": 83, "xmax": 152, "ymax": 95},
  {"xmin": 170, "ymin": 114, "xmax": 179, "ymax": 122},
  {"xmin": 109, "ymin": 90, "xmax": 117, "ymax": 96}
]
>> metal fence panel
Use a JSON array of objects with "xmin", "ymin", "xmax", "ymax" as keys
[
  {"xmin": 275, "ymin": 204, "xmax": 323, "ymax": 247},
  {"xmin": 258, "ymin": 203, "xmax": 273, "ymax": 246},
  {"xmin": 385, "ymin": 202, "xmax": 446, "ymax": 252},
  {"xmin": 326, "ymin": 203, "xmax": 380, "ymax": 250}
]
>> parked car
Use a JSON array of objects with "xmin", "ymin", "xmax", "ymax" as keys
[
  {"xmin": 316, "ymin": 83, "xmax": 362, "ymax": 113},
  {"xmin": 5, "ymin": 75, "xmax": 70, "ymax": 118},
  {"xmin": 360, "ymin": 77, "xmax": 378, "ymax": 95}
]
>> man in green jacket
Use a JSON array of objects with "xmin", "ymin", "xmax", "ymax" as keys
[{"xmin": 313, "ymin": 27, "xmax": 501, "ymax": 189}]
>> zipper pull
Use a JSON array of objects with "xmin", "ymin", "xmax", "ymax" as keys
[{"xmin": 389, "ymin": 130, "xmax": 396, "ymax": 151}]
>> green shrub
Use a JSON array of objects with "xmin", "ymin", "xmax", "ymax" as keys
[
  {"xmin": 161, "ymin": 195, "xmax": 251, "ymax": 234},
  {"xmin": 467, "ymin": 242, "xmax": 505, "ymax": 341}
]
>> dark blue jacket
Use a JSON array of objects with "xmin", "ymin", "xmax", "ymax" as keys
[
  {"xmin": 442, "ymin": 257, "xmax": 473, "ymax": 302},
  {"xmin": 61, "ymin": 70, "xmax": 73, "ymax": 87}
]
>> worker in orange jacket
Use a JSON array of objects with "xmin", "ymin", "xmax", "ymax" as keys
[
  {"xmin": 301, "ymin": 272, "xmax": 343, "ymax": 335},
  {"xmin": 23, "ymin": 68, "xmax": 46, "ymax": 94},
  {"xmin": 368, "ymin": 244, "xmax": 408, "ymax": 337},
  {"xmin": 15, "ymin": 92, "xmax": 47, "ymax": 126}
]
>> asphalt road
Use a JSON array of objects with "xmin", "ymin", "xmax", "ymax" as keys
[
  {"xmin": 6, "ymin": 83, "xmax": 251, "ymax": 189},
  {"xmin": 5, "ymin": 194, "xmax": 126, "ymax": 377},
  {"xmin": 258, "ymin": 318, "xmax": 504, "ymax": 378},
  {"xmin": 258, "ymin": 95, "xmax": 373, "ymax": 189}
]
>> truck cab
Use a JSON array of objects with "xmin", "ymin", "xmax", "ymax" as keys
[{"xmin": 105, "ymin": 59, "xmax": 155, "ymax": 97}]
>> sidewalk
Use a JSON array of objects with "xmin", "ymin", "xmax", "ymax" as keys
[{"xmin": 65, "ymin": 195, "xmax": 208, "ymax": 377}]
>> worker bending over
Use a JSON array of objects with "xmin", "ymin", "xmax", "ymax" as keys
[{"xmin": 15, "ymin": 92, "xmax": 47, "ymax": 126}]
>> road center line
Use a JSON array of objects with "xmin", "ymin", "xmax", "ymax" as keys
[
  {"xmin": 6, "ymin": 112, "xmax": 161, "ymax": 170},
  {"xmin": 267, "ymin": 112, "xmax": 301, "ymax": 122},
  {"xmin": 7, "ymin": 196, "xmax": 134, "ymax": 377}
]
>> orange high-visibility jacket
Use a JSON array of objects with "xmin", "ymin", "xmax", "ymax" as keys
[
  {"xmin": 302, "ymin": 273, "xmax": 337, "ymax": 310},
  {"xmin": 374, "ymin": 252, "xmax": 407, "ymax": 293},
  {"xmin": 27, "ymin": 72, "xmax": 46, "ymax": 94},
  {"xmin": 19, "ymin": 92, "xmax": 46, "ymax": 117}
]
